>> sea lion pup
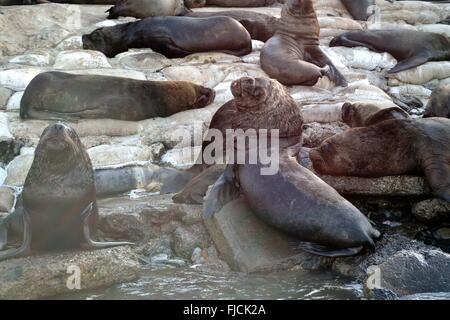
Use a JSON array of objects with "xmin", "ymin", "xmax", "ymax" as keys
[
  {"xmin": 310, "ymin": 118, "xmax": 450, "ymax": 202},
  {"xmin": 341, "ymin": 0, "xmax": 374, "ymax": 21},
  {"xmin": 330, "ymin": 30, "xmax": 450, "ymax": 73},
  {"xmin": 342, "ymin": 102, "xmax": 410, "ymax": 128},
  {"xmin": 0, "ymin": 123, "xmax": 132, "ymax": 261},
  {"xmin": 205, "ymin": 0, "xmax": 281, "ymax": 6},
  {"xmin": 106, "ymin": 0, "xmax": 189, "ymax": 20},
  {"xmin": 261, "ymin": 0, "xmax": 347, "ymax": 86},
  {"xmin": 20, "ymin": 72, "xmax": 215, "ymax": 121},
  {"xmin": 187, "ymin": 10, "xmax": 278, "ymax": 42},
  {"xmin": 82, "ymin": 16, "xmax": 252, "ymax": 58},
  {"xmin": 423, "ymin": 84, "xmax": 450, "ymax": 119}
]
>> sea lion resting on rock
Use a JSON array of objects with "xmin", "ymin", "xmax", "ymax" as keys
[
  {"xmin": 424, "ymin": 84, "xmax": 450, "ymax": 119},
  {"xmin": 106, "ymin": 0, "xmax": 189, "ymax": 19},
  {"xmin": 205, "ymin": 0, "xmax": 281, "ymax": 7},
  {"xmin": 82, "ymin": 16, "xmax": 252, "ymax": 58},
  {"xmin": 330, "ymin": 30, "xmax": 450, "ymax": 73},
  {"xmin": 342, "ymin": 102, "xmax": 410, "ymax": 128},
  {"xmin": 20, "ymin": 72, "xmax": 215, "ymax": 121},
  {"xmin": 341, "ymin": 0, "xmax": 374, "ymax": 21},
  {"xmin": 0, "ymin": 123, "xmax": 132, "ymax": 261},
  {"xmin": 261, "ymin": 0, "xmax": 347, "ymax": 86},
  {"xmin": 310, "ymin": 118, "xmax": 450, "ymax": 202},
  {"xmin": 185, "ymin": 0, "xmax": 205, "ymax": 8}
]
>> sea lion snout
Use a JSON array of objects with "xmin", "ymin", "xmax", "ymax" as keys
[{"xmin": 195, "ymin": 87, "xmax": 216, "ymax": 107}]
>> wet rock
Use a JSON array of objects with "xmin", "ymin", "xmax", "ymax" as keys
[
  {"xmin": 399, "ymin": 292, "xmax": 450, "ymax": 300},
  {"xmin": 0, "ymin": 246, "xmax": 139, "ymax": 300},
  {"xmin": 54, "ymin": 50, "xmax": 112, "ymax": 69},
  {"xmin": 116, "ymin": 51, "xmax": 172, "ymax": 72},
  {"xmin": 141, "ymin": 234, "xmax": 173, "ymax": 258},
  {"xmin": 0, "ymin": 87, "xmax": 13, "ymax": 109},
  {"xmin": 6, "ymin": 92, "xmax": 23, "ymax": 111},
  {"xmin": 173, "ymin": 225, "xmax": 210, "ymax": 260},
  {"xmin": 0, "ymin": 186, "xmax": 15, "ymax": 213},
  {"xmin": 412, "ymin": 199, "xmax": 450, "ymax": 223}
]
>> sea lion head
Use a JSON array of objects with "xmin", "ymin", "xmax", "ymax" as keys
[
  {"xmin": 193, "ymin": 85, "xmax": 216, "ymax": 108},
  {"xmin": 184, "ymin": 0, "xmax": 206, "ymax": 8},
  {"xmin": 423, "ymin": 84, "xmax": 450, "ymax": 118},
  {"xmin": 286, "ymin": 0, "xmax": 314, "ymax": 15},
  {"xmin": 82, "ymin": 26, "xmax": 126, "ymax": 58},
  {"xmin": 230, "ymin": 77, "xmax": 282, "ymax": 111},
  {"xmin": 341, "ymin": 102, "xmax": 360, "ymax": 126}
]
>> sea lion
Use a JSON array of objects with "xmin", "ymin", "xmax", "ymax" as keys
[
  {"xmin": 194, "ymin": 77, "xmax": 380, "ymax": 257},
  {"xmin": 106, "ymin": 0, "xmax": 189, "ymax": 19},
  {"xmin": 82, "ymin": 16, "xmax": 252, "ymax": 58},
  {"xmin": 330, "ymin": 30, "xmax": 450, "ymax": 73},
  {"xmin": 310, "ymin": 118, "xmax": 450, "ymax": 202},
  {"xmin": 20, "ymin": 72, "xmax": 215, "ymax": 121},
  {"xmin": 187, "ymin": 10, "xmax": 278, "ymax": 42},
  {"xmin": 341, "ymin": 0, "xmax": 374, "ymax": 21},
  {"xmin": 342, "ymin": 102, "xmax": 410, "ymax": 128},
  {"xmin": 261, "ymin": 0, "xmax": 347, "ymax": 86},
  {"xmin": 184, "ymin": 0, "xmax": 205, "ymax": 8},
  {"xmin": 0, "ymin": 123, "xmax": 132, "ymax": 261},
  {"xmin": 205, "ymin": 0, "xmax": 280, "ymax": 6},
  {"xmin": 423, "ymin": 84, "xmax": 450, "ymax": 118}
]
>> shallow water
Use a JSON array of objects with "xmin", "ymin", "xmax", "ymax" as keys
[{"xmin": 57, "ymin": 264, "xmax": 362, "ymax": 300}]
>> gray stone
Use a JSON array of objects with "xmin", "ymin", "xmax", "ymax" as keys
[
  {"xmin": 0, "ymin": 87, "xmax": 12, "ymax": 109},
  {"xmin": 173, "ymin": 225, "xmax": 209, "ymax": 260},
  {"xmin": 0, "ymin": 187, "xmax": 15, "ymax": 213},
  {"xmin": 412, "ymin": 199, "xmax": 450, "ymax": 223},
  {"xmin": 0, "ymin": 246, "xmax": 139, "ymax": 300}
]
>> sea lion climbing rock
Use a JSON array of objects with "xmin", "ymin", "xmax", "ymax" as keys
[
  {"xmin": 330, "ymin": 30, "xmax": 450, "ymax": 73},
  {"xmin": 20, "ymin": 72, "xmax": 215, "ymax": 121},
  {"xmin": 106, "ymin": 0, "xmax": 189, "ymax": 19},
  {"xmin": 423, "ymin": 84, "xmax": 450, "ymax": 118},
  {"xmin": 261, "ymin": 0, "xmax": 347, "ymax": 86},
  {"xmin": 342, "ymin": 102, "xmax": 410, "ymax": 128},
  {"xmin": 0, "ymin": 123, "xmax": 132, "ymax": 261},
  {"xmin": 310, "ymin": 118, "xmax": 450, "ymax": 202},
  {"xmin": 82, "ymin": 16, "xmax": 252, "ymax": 58}
]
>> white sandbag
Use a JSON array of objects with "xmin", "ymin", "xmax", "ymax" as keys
[
  {"xmin": 54, "ymin": 50, "xmax": 112, "ymax": 69},
  {"xmin": 389, "ymin": 62, "xmax": 450, "ymax": 85},
  {"xmin": 6, "ymin": 92, "xmax": 24, "ymax": 111},
  {"xmin": 0, "ymin": 68, "xmax": 42, "ymax": 91},
  {"xmin": 88, "ymin": 145, "xmax": 154, "ymax": 168},
  {"xmin": 328, "ymin": 47, "xmax": 396, "ymax": 71},
  {"xmin": 0, "ymin": 112, "xmax": 13, "ymax": 142},
  {"xmin": 416, "ymin": 24, "xmax": 450, "ymax": 38}
]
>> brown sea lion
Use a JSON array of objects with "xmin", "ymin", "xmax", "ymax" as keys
[
  {"xmin": 82, "ymin": 16, "xmax": 252, "ymax": 58},
  {"xmin": 341, "ymin": 0, "xmax": 374, "ymax": 21},
  {"xmin": 330, "ymin": 30, "xmax": 450, "ymax": 73},
  {"xmin": 106, "ymin": 0, "xmax": 189, "ymax": 19},
  {"xmin": 0, "ymin": 123, "xmax": 132, "ymax": 261},
  {"xmin": 20, "ymin": 72, "xmax": 215, "ymax": 121},
  {"xmin": 310, "ymin": 118, "xmax": 450, "ymax": 202},
  {"xmin": 261, "ymin": 0, "xmax": 347, "ymax": 86},
  {"xmin": 342, "ymin": 102, "xmax": 410, "ymax": 128},
  {"xmin": 423, "ymin": 84, "xmax": 450, "ymax": 119},
  {"xmin": 205, "ymin": 0, "xmax": 281, "ymax": 7},
  {"xmin": 184, "ymin": 0, "xmax": 205, "ymax": 8}
]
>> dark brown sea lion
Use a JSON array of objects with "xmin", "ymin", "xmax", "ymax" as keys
[
  {"xmin": 341, "ymin": 0, "xmax": 374, "ymax": 21},
  {"xmin": 82, "ymin": 16, "xmax": 252, "ymax": 58},
  {"xmin": 184, "ymin": 0, "xmax": 205, "ymax": 8},
  {"xmin": 423, "ymin": 84, "xmax": 450, "ymax": 119},
  {"xmin": 342, "ymin": 102, "xmax": 410, "ymax": 128},
  {"xmin": 20, "ymin": 72, "xmax": 215, "ymax": 121},
  {"xmin": 261, "ymin": 0, "xmax": 347, "ymax": 86},
  {"xmin": 310, "ymin": 118, "xmax": 450, "ymax": 202},
  {"xmin": 106, "ymin": 0, "xmax": 189, "ymax": 19},
  {"xmin": 0, "ymin": 123, "xmax": 132, "ymax": 261},
  {"xmin": 187, "ymin": 10, "xmax": 278, "ymax": 42},
  {"xmin": 330, "ymin": 30, "xmax": 450, "ymax": 73},
  {"xmin": 50, "ymin": 0, "xmax": 117, "ymax": 3},
  {"xmin": 205, "ymin": 0, "xmax": 281, "ymax": 7}
]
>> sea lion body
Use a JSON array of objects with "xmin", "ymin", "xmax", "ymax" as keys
[
  {"xmin": 424, "ymin": 84, "xmax": 450, "ymax": 118},
  {"xmin": 185, "ymin": 0, "xmax": 205, "ymax": 8},
  {"xmin": 310, "ymin": 118, "xmax": 450, "ymax": 202},
  {"xmin": 20, "ymin": 72, "xmax": 215, "ymax": 121},
  {"xmin": 261, "ymin": 0, "xmax": 347, "ymax": 86},
  {"xmin": 205, "ymin": 0, "xmax": 280, "ymax": 7},
  {"xmin": 82, "ymin": 16, "xmax": 252, "ymax": 58},
  {"xmin": 330, "ymin": 30, "xmax": 450, "ymax": 73},
  {"xmin": 106, "ymin": 0, "xmax": 189, "ymax": 19},
  {"xmin": 342, "ymin": 102, "xmax": 410, "ymax": 127},
  {"xmin": 341, "ymin": 0, "xmax": 374, "ymax": 21}
]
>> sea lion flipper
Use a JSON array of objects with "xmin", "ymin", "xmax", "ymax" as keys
[
  {"xmin": 0, "ymin": 220, "xmax": 7, "ymax": 251},
  {"xmin": 389, "ymin": 54, "xmax": 429, "ymax": 73},
  {"xmin": 203, "ymin": 164, "xmax": 239, "ymax": 219},
  {"xmin": 291, "ymin": 241, "xmax": 364, "ymax": 257},
  {"xmin": 0, "ymin": 211, "xmax": 31, "ymax": 262}
]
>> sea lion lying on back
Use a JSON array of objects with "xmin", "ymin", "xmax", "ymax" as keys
[
  {"xmin": 342, "ymin": 102, "xmax": 410, "ymax": 128},
  {"xmin": 424, "ymin": 84, "xmax": 450, "ymax": 119},
  {"xmin": 20, "ymin": 72, "xmax": 215, "ymax": 121},
  {"xmin": 82, "ymin": 16, "xmax": 252, "ymax": 58},
  {"xmin": 310, "ymin": 118, "xmax": 450, "ymax": 202},
  {"xmin": 106, "ymin": 0, "xmax": 189, "ymax": 19},
  {"xmin": 330, "ymin": 30, "xmax": 450, "ymax": 73},
  {"xmin": 0, "ymin": 123, "xmax": 132, "ymax": 261}
]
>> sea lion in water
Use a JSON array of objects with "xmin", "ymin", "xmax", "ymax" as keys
[
  {"xmin": 342, "ymin": 102, "xmax": 410, "ymax": 128},
  {"xmin": 195, "ymin": 77, "xmax": 380, "ymax": 256},
  {"xmin": 82, "ymin": 16, "xmax": 252, "ymax": 58},
  {"xmin": 0, "ymin": 123, "xmax": 132, "ymax": 261},
  {"xmin": 106, "ymin": 0, "xmax": 189, "ymax": 19},
  {"xmin": 423, "ymin": 84, "xmax": 450, "ymax": 119},
  {"xmin": 310, "ymin": 118, "xmax": 450, "ymax": 202},
  {"xmin": 20, "ymin": 72, "xmax": 215, "ymax": 121},
  {"xmin": 261, "ymin": 0, "xmax": 347, "ymax": 86},
  {"xmin": 341, "ymin": 0, "xmax": 374, "ymax": 21},
  {"xmin": 330, "ymin": 30, "xmax": 450, "ymax": 73}
]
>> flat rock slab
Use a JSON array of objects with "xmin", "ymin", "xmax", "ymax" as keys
[{"xmin": 0, "ymin": 246, "xmax": 139, "ymax": 300}]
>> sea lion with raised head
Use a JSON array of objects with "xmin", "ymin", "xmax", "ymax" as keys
[
  {"xmin": 20, "ymin": 72, "xmax": 215, "ymax": 121},
  {"xmin": 82, "ymin": 16, "xmax": 252, "ymax": 58},
  {"xmin": 0, "ymin": 123, "xmax": 132, "ymax": 261},
  {"xmin": 342, "ymin": 102, "xmax": 410, "ymax": 128},
  {"xmin": 310, "ymin": 118, "xmax": 450, "ymax": 202},
  {"xmin": 423, "ymin": 84, "xmax": 450, "ymax": 119},
  {"xmin": 330, "ymin": 30, "xmax": 450, "ymax": 73},
  {"xmin": 261, "ymin": 0, "xmax": 347, "ymax": 86},
  {"xmin": 106, "ymin": 0, "xmax": 189, "ymax": 19}
]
